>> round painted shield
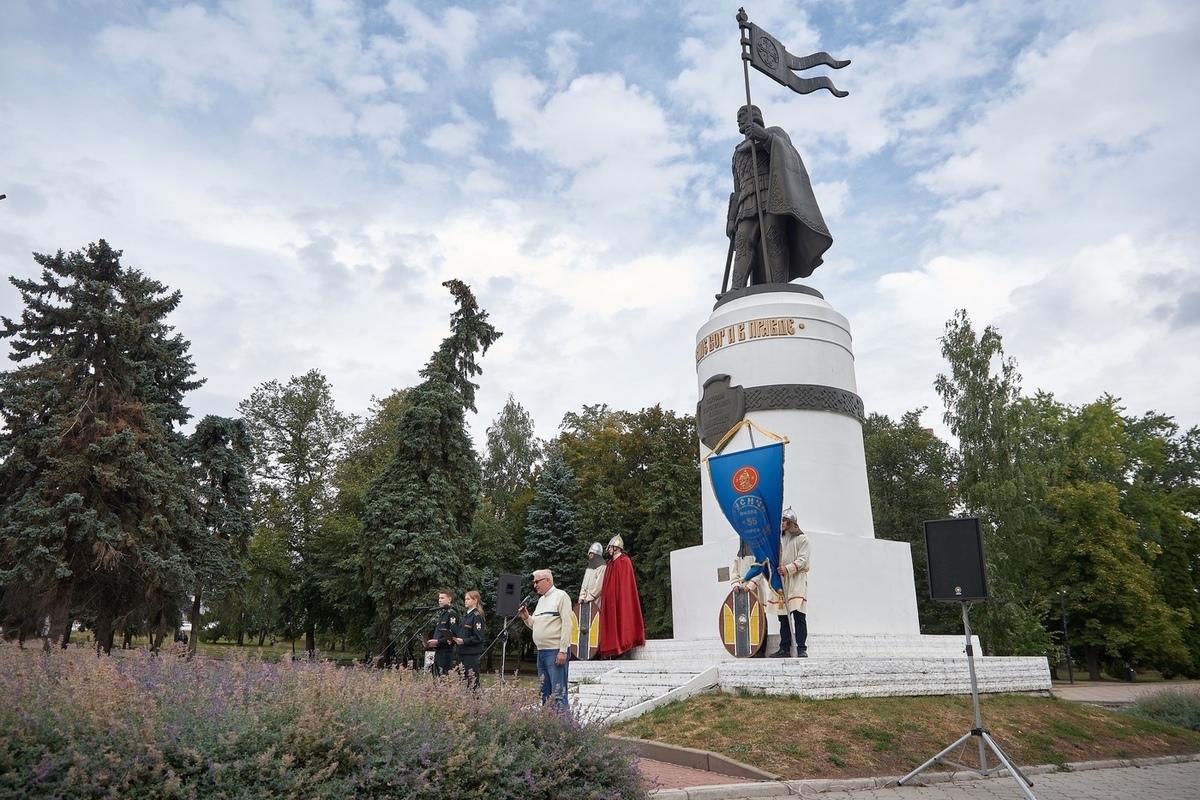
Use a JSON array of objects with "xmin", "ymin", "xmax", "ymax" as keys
[
  {"xmin": 571, "ymin": 601, "xmax": 600, "ymax": 660},
  {"xmin": 718, "ymin": 589, "xmax": 766, "ymax": 658}
]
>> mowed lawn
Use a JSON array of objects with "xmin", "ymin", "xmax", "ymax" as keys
[{"xmin": 608, "ymin": 689, "xmax": 1200, "ymax": 780}]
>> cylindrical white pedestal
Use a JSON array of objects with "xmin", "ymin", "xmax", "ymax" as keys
[
  {"xmin": 696, "ymin": 286, "xmax": 873, "ymax": 540},
  {"xmin": 671, "ymin": 285, "xmax": 920, "ymax": 641}
]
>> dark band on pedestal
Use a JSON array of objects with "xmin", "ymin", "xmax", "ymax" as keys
[{"xmin": 744, "ymin": 383, "xmax": 865, "ymax": 423}]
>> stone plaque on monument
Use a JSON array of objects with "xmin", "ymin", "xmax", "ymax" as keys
[{"xmin": 697, "ymin": 374, "xmax": 745, "ymax": 450}]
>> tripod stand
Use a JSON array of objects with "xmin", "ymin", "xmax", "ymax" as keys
[
  {"xmin": 482, "ymin": 612, "xmax": 528, "ymax": 686},
  {"xmin": 379, "ymin": 608, "xmax": 438, "ymax": 669},
  {"xmin": 899, "ymin": 601, "xmax": 1038, "ymax": 800}
]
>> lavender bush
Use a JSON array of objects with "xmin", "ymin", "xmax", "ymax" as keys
[{"xmin": 0, "ymin": 641, "xmax": 648, "ymax": 799}]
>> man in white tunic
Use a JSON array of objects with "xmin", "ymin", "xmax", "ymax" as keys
[
  {"xmin": 770, "ymin": 507, "xmax": 810, "ymax": 657},
  {"xmin": 578, "ymin": 542, "xmax": 606, "ymax": 604},
  {"xmin": 732, "ymin": 538, "xmax": 772, "ymax": 657}
]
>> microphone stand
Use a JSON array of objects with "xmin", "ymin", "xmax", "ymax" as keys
[
  {"xmin": 482, "ymin": 594, "xmax": 534, "ymax": 686},
  {"xmin": 383, "ymin": 608, "xmax": 439, "ymax": 669}
]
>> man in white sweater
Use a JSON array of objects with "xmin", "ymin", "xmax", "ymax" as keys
[{"xmin": 519, "ymin": 568, "xmax": 573, "ymax": 711}]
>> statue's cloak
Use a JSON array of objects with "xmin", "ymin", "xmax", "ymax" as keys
[{"xmin": 730, "ymin": 126, "xmax": 833, "ymax": 280}]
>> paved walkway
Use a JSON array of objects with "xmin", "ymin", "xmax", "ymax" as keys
[
  {"xmin": 800, "ymin": 759, "xmax": 1200, "ymax": 800},
  {"xmin": 643, "ymin": 680, "xmax": 1200, "ymax": 797},
  {"xmin": 640, "ymin": 758, "xmax": 754, "ymax": 790},
  {"xmin": 1049, "ymin": 678, "xmax": 1200, "ymax": 706},
  {"xmin": 648, "ymin": 756, "xmax": 1200, "ymax": 799}
]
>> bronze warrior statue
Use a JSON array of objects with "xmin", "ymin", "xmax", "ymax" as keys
[{"xmin": 727, "ymin": 105, "xmax": 833, "ymax": 289}]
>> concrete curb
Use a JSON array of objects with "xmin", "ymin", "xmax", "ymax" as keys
[
  {"xmin": 613, "ymin": 735, "xmax": 779, "ymax": 781},
  {"xmin": 647, "ymin": 751, "xmax": 1200, "ymax": 798}
]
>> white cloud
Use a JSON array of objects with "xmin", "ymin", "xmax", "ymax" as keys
[
  {"xmin": 383, "ymin": 1, "xmax": 480, "ymax": 72},
  {"xmin": 492, "ymin": 69, "xmax": 701, "ymax": 239},
  {"xmin": 423, "ymin": 105, "xmax": 484, "ymax": 156},
  {"xmin": 252, "ymin": 87, "xmax": 357, "ymax": 141},
  {"xmin": 3, "ymin": 0, "xmax": 1198, "ymax": 451}
]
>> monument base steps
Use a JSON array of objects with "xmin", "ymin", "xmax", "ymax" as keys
[{"xmin": 566, "ymin": 636, "xmax": 1051, "ymax": 726}]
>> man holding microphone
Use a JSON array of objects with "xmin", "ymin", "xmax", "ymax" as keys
[{"xmin": 519, "ymin": 569, "xmax": 573, "ymax": 712}]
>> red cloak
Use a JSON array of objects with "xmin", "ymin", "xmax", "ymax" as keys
[{"xmin": 598, "ymin": 552, "xmax": 646, "ymax": 657}]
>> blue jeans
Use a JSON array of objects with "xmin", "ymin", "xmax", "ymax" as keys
[{"xmin": 536, "ymin": 649, "xmax": 569, "ymax": 712}]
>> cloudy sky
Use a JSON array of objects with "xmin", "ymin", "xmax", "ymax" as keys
[{"xmin": 2, "ymin": 0, "xmax": 1197, "ymax": 449}]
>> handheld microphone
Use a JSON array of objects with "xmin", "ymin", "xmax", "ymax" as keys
[{"xmin": 520, "ymin": 593, "xmax": 535, "ymax": 607}]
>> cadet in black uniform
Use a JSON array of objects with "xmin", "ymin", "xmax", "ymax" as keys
[
  {"xmin": 453, "ymin": 589, "xmax": 486, "ymax": 691},
  {"xmin": 425, "ymin": 589, "xmax": 458, "ymax": 677}
]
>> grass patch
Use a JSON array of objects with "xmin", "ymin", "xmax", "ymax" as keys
[
  {"xmin": 852, "ymin": 726, "xmax": 898, "ymax": 752},
  {"xmin": 609, "ymin": 690, "xmax": 1200, "ymax": 781},
  {"xmin": 1125, "ymin": 690, "xmax": 1200, "ymax": 732}
]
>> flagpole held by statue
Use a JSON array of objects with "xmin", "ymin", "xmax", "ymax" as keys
[{"xmin": 675, "ymin": 8, "xmax": 924, "ymax": 649}]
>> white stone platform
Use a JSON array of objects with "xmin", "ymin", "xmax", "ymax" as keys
[
  {"xmin": 570, "ymin": 663, "xmax": 719, "ymax": 725},
  {"xmin": 567, "ymin": 636, "xmax": 1051, "ymax": 726}
]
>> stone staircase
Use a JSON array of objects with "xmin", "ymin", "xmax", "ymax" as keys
[
  {"xmin": 565, "ymin": 634, "xmax": 1052, "ymax": 726},
  {"xmin": 568, "ymin": 661, "xmax": 719, "ymax": 725}
]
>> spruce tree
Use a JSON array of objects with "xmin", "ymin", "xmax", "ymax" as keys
[
  {"xmin": 362, "ymin": 280, "xmax": 500, "ymax": 661},
  {"xmin": 0, "ymin": 241, "xmax": 202, "ymax": 652},
  {"xmin": 184, "ymin": 415, "xmax": 254, "ymax": 658},
  {"xmin": 522, "ymin": 446, "xmax": 581, "ymax": 597}
]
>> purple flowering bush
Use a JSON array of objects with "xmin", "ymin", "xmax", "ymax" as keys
[{"xmin": 0, "ymin": 641, "xmax": 648, "ymax": 799}]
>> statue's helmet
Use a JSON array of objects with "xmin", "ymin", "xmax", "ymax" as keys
[
  {"xmin": 737, "ymin": 104, "xmax": 764, "ymax": 126},
  {"xmin": 782, "ymin": 507, "xmax": 798, "ymax": 523},
  {"xmin": 588, "ymin": 542, "xmax": 604, "ymax": 557},
  {"xmin": 607, "ymin": 535, "xmax": 625, "ymax": 551}
]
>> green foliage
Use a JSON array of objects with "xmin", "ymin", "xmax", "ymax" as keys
[
  {"xmin": 1048, "ymin": 479, "xmax": 1190, "ymax": 676},
  {"xmin": 0, "ymin": 240, "xmax": 203, "ymax": 652},
  {"xmin": 557, "ymin": 404, "xmax": 701, "ymax": 638},
  {"xmin": 523, "ymin": 446, "xmax": 581, "ymax": 591},
  {"xmin": 935, "ymin": 310, "xmax": 1199, "ymax": 676},
  {"xmin": 238, "ymin": 369, "xmax": 359, "ymax": 653},
  {"xmin": 1125, "ymin": 690, "xmax": 1200, "ymax": 732},
  {"xmin": 0, "ymin": 642, "xmax": 648, "ymax": 799},
  {"xmin": 935, "ymin": 309, "xmax": 1049, "ymax": 656},
  {"xmin": 1121, "ymin": 412, "xmax": 1200, "ymax": 676},
  {"xmin": 474, "ymin": 395, "xmax": 541, "ymax": 591},
  {"xmin": 184, "ymin": 415, "xmax": 255, "ymax": 657},
  {"xmin": 483, "ymin": 393, "xmax": 543, "ymax": 515},
  {"xmin": 862, "ymin": 410, "xmax": 961, "ymax": 634},
  {"xmin": 362, "ymin": 280, "xmax": 500, "ymax": 660}
]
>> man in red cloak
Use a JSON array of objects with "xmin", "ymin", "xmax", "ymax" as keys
[{"xmin": 598, "ymin": 535, "xmax": 646, "ymax": 659}]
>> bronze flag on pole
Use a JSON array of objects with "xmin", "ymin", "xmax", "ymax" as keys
[{"xmin": 738, "ymin": 11, "xmax": 850, "ymax": 97}]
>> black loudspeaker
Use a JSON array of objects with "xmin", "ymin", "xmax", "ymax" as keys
[
  {"xmin": 924, "ymin": 517, "xmax": 989, "ymax": 602},
  {"xmin": 496, "ymin": 573, "xmax": 523, "ymax": 617}
]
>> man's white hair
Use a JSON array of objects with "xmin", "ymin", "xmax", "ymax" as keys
[{"xmin": 532, "ymin": 569, "xmax": 554, "ymax": 584}]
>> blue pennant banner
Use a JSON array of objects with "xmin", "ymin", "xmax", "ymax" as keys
[{"xmin": 707, "ymin": 442, "xmax": 785, "ymax": 593}]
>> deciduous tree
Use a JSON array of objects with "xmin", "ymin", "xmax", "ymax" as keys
[
  {"xmin": 862, "ymin": 410, "xmax": 960, "ymax": 634},
  {"xmin": 935, "ymin": 310, "xmax": 1048, "ymax": 655},
  {"xmin": 238, "ymin": 369, "xmax": 358, "ymax": 654}
]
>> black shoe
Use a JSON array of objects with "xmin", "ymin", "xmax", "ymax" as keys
[
  {"xmin": 769, "ymin": 648, "xmax": 790, "ymax": 658},
  {"xmin": 795, "ymin": 649, "xmax": 808, "ymax": 658}
]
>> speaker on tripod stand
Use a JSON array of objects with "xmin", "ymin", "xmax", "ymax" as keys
[
  {"xmin": 899, "ymin": 517, "xmax": 1038, "ymax": 800},
  {"xmin": 925, "ymin": 516, "xmax": 989, "ymax": 603}
]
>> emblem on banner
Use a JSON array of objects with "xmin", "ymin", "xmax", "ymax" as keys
[{"xmin": 732, "ymin": 466, "xmax": 759, "ymax": 493}]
